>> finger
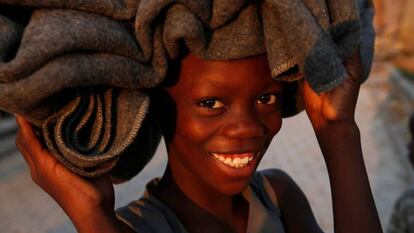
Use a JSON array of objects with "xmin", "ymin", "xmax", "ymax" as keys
[
  {"xmin": 15, "ymin": 115, "xmax": 54, "ymax": 165},
  {"xmin": 15, "ymin": 115, "xmax": 36, "ymax": 140},
  {"xmin": 15, "ymin": 115, "xmax": 36, "ymax": 167},
  {"xmin": 15, "ymin": 115, "xmax": 43, "ymax": 153},
  {"xmin": 15, "ymin": 116, "xmax": 46, "ymax": 152},
  {"xmin": 302, "ymin": 79, "xmax": 323, "ymax": 108}
]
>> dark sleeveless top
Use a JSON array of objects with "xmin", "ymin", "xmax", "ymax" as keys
[{"xmin": 116, "ymin": 172, "xmax": 286, "ymax": 233}]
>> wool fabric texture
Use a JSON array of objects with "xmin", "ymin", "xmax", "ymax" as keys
[{"xmin": 0, "ymin": 0, "xmax": 375, "ymax": 179}]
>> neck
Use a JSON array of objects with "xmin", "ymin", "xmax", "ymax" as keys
[
  {"xmin": 159, "ymin": 166, "xmax": 235, "ymax": 215},
  {"xmin": 152, "ymin": 166, "xmax": 248, "ymax": 232}
]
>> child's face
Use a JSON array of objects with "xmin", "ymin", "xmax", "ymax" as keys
[{"xmin": 163, "ymin": 54, "xmax": 283, "ymax": 195}]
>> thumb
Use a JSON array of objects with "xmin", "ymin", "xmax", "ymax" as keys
[{"xmin": 344, "ymin": 48, "xmax": 363, "ymax": 85}]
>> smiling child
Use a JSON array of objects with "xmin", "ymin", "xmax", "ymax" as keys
[
  {"xmin": 2, "ymin": 0, "xmax": 383, "ymax": 232},
  {"xmin": 15, "ymin": 50, "xmax": 382, "ymax": 233}
]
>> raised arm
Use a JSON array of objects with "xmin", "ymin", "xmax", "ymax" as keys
[
  {"xmin": 14, "ymin": 116, "xmax": 133, "ymax": 233},
  {"xmin": 302, "ymin": 49, "xmax": 383, "ymax": 233}
]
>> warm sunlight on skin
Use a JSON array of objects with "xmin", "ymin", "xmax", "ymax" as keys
[
  {"xmin": 160, "ymin": 54, "xmax": 284, "ymax": 197},
  {"xmin": 14, "ymin": 50, "xmax": 383, "ymax": 233}
]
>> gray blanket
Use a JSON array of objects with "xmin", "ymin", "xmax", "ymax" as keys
[{"xmin": 0, "ymin": 0, "xmax": 375, "ymax": 179}]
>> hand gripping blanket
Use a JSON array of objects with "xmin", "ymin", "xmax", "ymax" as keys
[{"xmin": 0, "ymin": 0, "xmax": 375, "ymax": 180}]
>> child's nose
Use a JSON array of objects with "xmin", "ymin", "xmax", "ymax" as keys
[{"xmin": 221, "ymin": 109, "xmax": 266, "ymax": 139}]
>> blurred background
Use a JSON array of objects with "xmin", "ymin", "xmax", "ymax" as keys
[{"xmin": 1, "ymin": 1, "xmax": 414, "ymax": 232}]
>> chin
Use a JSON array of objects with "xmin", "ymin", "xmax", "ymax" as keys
[
  {"xmin": 205, "ymin": 151, "xmax": 263, "ymax": 194},
  {"xmin": 213, "ymin": 179, "xmax": 252, "ymax": 196}
]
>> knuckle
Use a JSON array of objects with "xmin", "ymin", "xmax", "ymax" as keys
[
  {"xmin": 36, "ymin": 157, "xmax": 56, "ymax": 180},
  {"xmin": 30, "ymin": 170, "xmax": 40, "ymax": 185},
  {"xmin": 33, "ymin": 161, "xmax": 46, "ymax": 176},
  {"xmin": 28, "ymin": 163, "xmax": 43, "ymax": 184},
  {"xmin": 15, "ymin": 134, "xmax": 27, "ymax": 148},
  {"xmin": 15, "ymin": 137, "xmax": 26, "ymax": 153},
  {"xmin": 31, "ymin": 164, "xmax": 48, "ymax": 186},
  {"xmin": 15, "ymin": 138, "xmax": 21, "ymax": 150}
]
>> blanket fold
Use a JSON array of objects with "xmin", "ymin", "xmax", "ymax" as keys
[
  {"xmin": 0, "ymin": 0, "xmax": 139, "ymax": 19},
  {"xmin": 0, "ymin": 0, "xmax": 375, "ymax": 179}
]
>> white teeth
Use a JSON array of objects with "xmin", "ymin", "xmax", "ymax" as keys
[
  {"xmin": 233, "ymin": 158, "xmax": 241, "ymax": 166},
  {"xmin": 211, "ymin": 153, "xmax": 254, "ymax": 168}
]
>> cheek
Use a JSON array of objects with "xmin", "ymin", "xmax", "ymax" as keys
[
  {"xmin": 174, "ymin": 109, "xmax": 218, "ymax": 148},
  {"xmin": 264, "ymin": 113, "xmax": 283, "ymax": 137}
]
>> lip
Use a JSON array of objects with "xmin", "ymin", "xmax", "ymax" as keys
[
  {"xmin": 208, "ymin": 150, "xmax": 262, "ymax": 178},
  {"xmin": 211, "ymin": 151, "xmax": 255, "ymax": 157},
  {"xmin": 210, "ymin": 149, "xmax": 262, "ymax": 156},
  {"xmin": 211, "ymin": 150, "xmax": 256, "ymax": 154},
  {"xmin": 210, "ymin": 151, "xmax": 260, "ymax": 160}
]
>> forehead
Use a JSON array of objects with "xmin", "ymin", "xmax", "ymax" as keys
[{"xmin": 168, "ymin": 53, "xmax": 281, "ymax": 92}]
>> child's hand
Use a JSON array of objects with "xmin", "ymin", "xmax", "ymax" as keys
[
  {"xmin": 15, "ymin": 116, "xmax": 125, "ymax": 232},
  {"xmin": 302, "ymin": 48, "xmax": 362, "ymax": 131},
  {"xmin": 300, "ymin": 49, "xmax": 383, "ymax": 233}
]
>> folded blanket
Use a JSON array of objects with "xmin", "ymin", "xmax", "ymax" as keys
[{"xmin": 0, "ymin": 0, "xmax": 375, "ymax": 180}]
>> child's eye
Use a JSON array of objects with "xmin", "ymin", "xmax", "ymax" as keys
[
  {"xmin": 257, "ymin": 94, "xmax": 277, "ymax": 105},
  {"xmin": 198, "ymin": 99, "xmax": 225, "ymax": 109}
]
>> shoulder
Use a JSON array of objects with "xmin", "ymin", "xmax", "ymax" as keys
[
  {"xmin": 260, "ymin": 168, "xmax": 292, "ymax": 184},
  {"xmin": 116, "ymin": 197, "xmax": 166, "ymax": 233},
  {"xmin": 259, "ymin": 169, "xmax": 324, "ymax": 233},
  {"xmin": 117, "ymin": 219, "xmax": 137, "ymax": 233},
  {"xmin": 259, "ymin": 168, "xmax": 308, "ymax": 211},
  {"xmin": 116, "ymin": 202, "xmax": 149, "ymax": 233},
  {"xmin": 259, "ymin": 168, "xmax": 300, "ymax": 198}
]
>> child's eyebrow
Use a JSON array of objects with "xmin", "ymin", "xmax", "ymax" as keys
[{"xmin": 191, "ymin": 77, "xmax": 235, "ymax": 90}]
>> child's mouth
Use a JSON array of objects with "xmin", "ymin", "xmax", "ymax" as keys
[{"xmin": 210, "ymin": 152, "xmax": 255, "ymax": 168}]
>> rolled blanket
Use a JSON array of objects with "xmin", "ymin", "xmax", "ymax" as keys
[{"xmin": 0, "ymin": 0, "xmax": 375, "ymax": 180}]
